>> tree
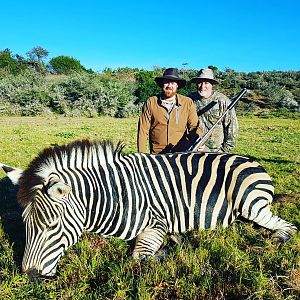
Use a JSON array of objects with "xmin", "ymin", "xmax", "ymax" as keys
[
  {"xmin": 49, "ymin": 55, "xmax": 86, "ymax": 75},
  {"xmin": 24, "ymin": 46, "xmax": 49, "ymax": 74},
  {"xmin": 26, "ymin": 46, "xmax": 49, "ymax": 62}
]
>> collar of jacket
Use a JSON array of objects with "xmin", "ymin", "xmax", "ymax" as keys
[{"xmin": 158, "ymin": 94, "xmax": 183, "ymax": 107}]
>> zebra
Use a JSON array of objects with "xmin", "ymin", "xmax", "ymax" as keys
[{"xmin": 0, "ymin": 140, "xmax": 297, "ymax": 277}]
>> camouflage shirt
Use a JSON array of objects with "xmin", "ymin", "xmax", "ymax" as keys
[{"xmin": 189, "ymin": 90, "xmax": 238, "ymax": 152}]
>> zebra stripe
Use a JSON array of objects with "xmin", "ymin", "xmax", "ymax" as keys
[{"xmin": 3, "ymin": 140, "xmax": 296, "ymax": 277}]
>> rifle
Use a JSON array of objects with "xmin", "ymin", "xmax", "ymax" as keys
[{"xmin": 188, "ymin": 88, "xmax": 247, "ymax": 152}]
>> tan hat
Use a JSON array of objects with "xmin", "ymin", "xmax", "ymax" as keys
[{"xmin": 190, "ymin": 68, "xmax": 219, "ymax": 84}]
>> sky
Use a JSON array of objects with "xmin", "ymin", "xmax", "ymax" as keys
[{"xmin": 1, "ymin": 0, "xmax": 300, "ymax": 73}]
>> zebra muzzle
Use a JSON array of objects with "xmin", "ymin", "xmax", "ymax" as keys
[{"xmin": 25, "ymin": 268, "xmax": 56, "ymax": 281}]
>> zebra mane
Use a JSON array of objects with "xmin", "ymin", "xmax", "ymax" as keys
[{"xmin": 18, "ymin": 139, "xmax": 125, "ymax": 207}]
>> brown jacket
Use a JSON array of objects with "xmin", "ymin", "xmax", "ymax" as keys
[{"xmin": 138, "ymin": 94, "xmax": 203, "ymax": 154}]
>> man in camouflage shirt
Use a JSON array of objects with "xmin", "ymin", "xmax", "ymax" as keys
[{"xmin": 189, "ymin": 68, "xmax": 238, "ymax": 152}]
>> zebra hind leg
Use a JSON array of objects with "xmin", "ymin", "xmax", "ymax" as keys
[{"xmin": 243, "ymin": 202, "xmax": 298, "ymax": 243}]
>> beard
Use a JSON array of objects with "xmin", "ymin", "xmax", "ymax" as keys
[{"xmin": 163, "ymin": 88, "xmax": 177, "ymax": 99}]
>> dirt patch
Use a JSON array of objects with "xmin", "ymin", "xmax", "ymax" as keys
[{"xmin": 286, "ymin": 268, "xmax": 300, "ymax": 291}]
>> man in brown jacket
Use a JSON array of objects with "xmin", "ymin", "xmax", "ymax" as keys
[{"xmin": 138, "ymin": 68, "xmax": 203, "ymax": 154}]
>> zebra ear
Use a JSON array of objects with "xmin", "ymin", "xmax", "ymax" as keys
[
  {"xmin": 0, "ymin": 163, "xmax": 23, "ymax": 185},
  {"xmin": 47, "ymin": 181, "xmax": 71, "ymax": 199}
]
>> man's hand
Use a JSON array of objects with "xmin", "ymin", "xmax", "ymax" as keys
[{"xmin": 196, "ymin": 145, "xmax": 210, "ymax": 152}]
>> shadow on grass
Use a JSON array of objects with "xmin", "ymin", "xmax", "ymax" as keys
[
  {"xmin": 0, "ymin": 176, "xmax": 25, "ymax": 267},
  {"xmin": 274, "ymin": 193, "xmax": 300, "ymax": 203},
  {"xmin": 243, "ymin": 155, "xmax": 299, "ymax": 165}
]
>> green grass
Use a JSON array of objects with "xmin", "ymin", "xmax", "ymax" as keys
[{"xmin": 0, "ymin": 115, "xmax": 299, "ymax": 299}]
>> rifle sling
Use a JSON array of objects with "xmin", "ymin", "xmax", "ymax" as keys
[{"xmin": 197, "ymin": 100, "xmax": 217, "ymax": 116}]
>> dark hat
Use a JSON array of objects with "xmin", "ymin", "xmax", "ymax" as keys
[
  {"xmin": 155, "ymin": 68, "xmax": 186, "ymax": 88},
  {"xmin": 190, "ymin": 68, "xmax": 219, "ymax": 84}
]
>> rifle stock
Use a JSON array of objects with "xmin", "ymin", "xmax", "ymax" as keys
[{"xmin": 188, "ymin": 88, "xmax": 247, "ymax": 152}]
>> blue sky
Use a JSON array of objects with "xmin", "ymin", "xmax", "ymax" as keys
[{"xmin": 1, "ymin": 0, "xmax": 299, "ymax": 72}]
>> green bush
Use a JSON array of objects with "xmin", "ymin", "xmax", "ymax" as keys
[
  {"xmin": 54, "ymin": 73, "xmax": 138, "ymax": 117},
  {"xmin": 135, "ymin": 70, "xmax": 161, "ymax": 104},
  {"xmin": 0, "ymin": 64, "xmax": 299, "ymax": 117},
  {"xmin": 0, "ymin": 69, "xmax": 51, "ymax": 115},
  {"xmin": 0, "ymin": 51, "xmax": 23, "ymax": 75},
  {"xmin": 49, "ymin": 55, "xmax": 86, "ymax": 75},
  {"xmin": 0, "ymin": 70, "xmax": 138, "ymax": 117}
]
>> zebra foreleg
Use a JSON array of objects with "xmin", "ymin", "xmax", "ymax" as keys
[
  {"xmin": 132, "ymin": 227, "xmax": 167, "ymax": 259},
  {"xmin": 243, "ymin": 202, "xmax": 298, "ymax": 242}
]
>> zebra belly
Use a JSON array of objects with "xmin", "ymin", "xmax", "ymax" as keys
[{"xmin": 165, "ymin": 196, "xmax": 233, "ymax": 233}]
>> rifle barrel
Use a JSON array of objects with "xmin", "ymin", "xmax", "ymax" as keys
[{"xmin": 188, "ymin": 88, "xmax": 247, "ymax": 152}]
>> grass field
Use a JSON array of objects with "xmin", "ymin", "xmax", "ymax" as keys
[{"xmin": 0, "ymin": 115, "xmax": 299, "ymax": 299}]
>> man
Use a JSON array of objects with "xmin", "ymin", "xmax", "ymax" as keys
[
  {"xmin": 138, "ymin": 68, "xmax": 203, "ymax": 154},
  {"xmin": 189, "ymin": 68, "xmax": 238, "ymax": 152}
]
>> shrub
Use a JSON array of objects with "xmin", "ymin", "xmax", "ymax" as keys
[
  {"xmin": 0, "ymin": 50, "xmax": 22, "ymax": 75},
  {"xmin": 261, "ymin": 85, "xmax": 287, "ymax": 106},
  {"xmin": 54, "ymin": 73, "xmax": 138, "ymax": 117},
  {"xmin": 47, "ymin": 85, "xmax": 71, "ymax": 115},
  {"xmin": 0, "ymin": 69, "xmax": 45, "ymax": 102},
  {"xmin": 49, "ymin": 55, "xmax": 86, "ymax": 75},
  {"xmin": 1, "ymin": 64, "xmax": 299, "ymax": 117},
  {"xmin": 0, "ymin": 69, "xmax": 55, "ymax": 115},
  {"xmin": 98, "ymin": 79, "xmax": 138, "ymax": 117},
  {"xmin": 135, "ymin": 70, "xmax": 161, "ymax": 104},
  {"xmin": 278, "ymin": 95, "xmax": 299, "ymax": 111},
  {"xmin": 0, "ymin": 70, "xmax": 138, "ymax": 117}
]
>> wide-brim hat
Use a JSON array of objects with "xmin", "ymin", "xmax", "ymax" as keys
[
  {"xmin": 190, "ymin": 68, "xmax": 219, "ymax": 84},
  {"xmin": 155, "ymin": 68, "xmax": 186, "ymax": 88}
]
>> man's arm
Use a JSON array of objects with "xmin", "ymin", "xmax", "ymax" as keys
[
  {"xmin": 137, "ymin": 99, "xmax": 152, "ymax": 153},
  {"xmin": 186, "ymin": 100, "xmax": 204, "ymax": 150},
  {"xmin": 187, "ymin": 101, "xmax": 204, "ymax": 138}
]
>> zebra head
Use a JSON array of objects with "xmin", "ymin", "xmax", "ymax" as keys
[{"xmin": 1, "ymin": 161, "xmax": 85, "ymax": 278}]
